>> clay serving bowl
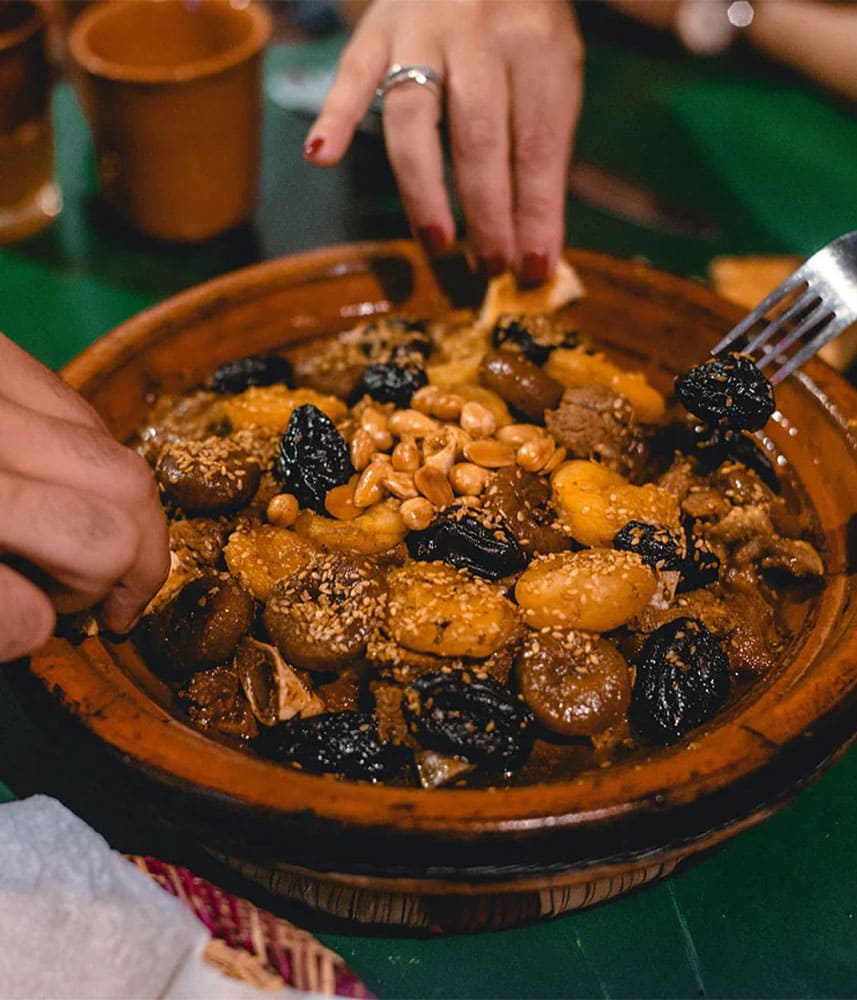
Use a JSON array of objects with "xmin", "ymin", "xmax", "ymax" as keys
[{"xmin": 27, "ymin": 242, "xmax": 857, "ymax": 932}]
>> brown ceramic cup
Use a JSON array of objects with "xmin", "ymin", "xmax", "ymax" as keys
[
  {"xmin": 0, "ymin": 1, "xmax": 62, "ymax": 243},
  {"xmin": 68, "ymin": 0, "xmax": 271, "ymax": 242}
]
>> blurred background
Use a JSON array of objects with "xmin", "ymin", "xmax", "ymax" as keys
[{"xmin": 2, "ymin": 0, "xmax": 855, "ymax": 369}]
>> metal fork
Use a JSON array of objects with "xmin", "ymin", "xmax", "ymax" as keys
[{"xmin": 711, "ymin": 230, "xmax": 857, "ymax": 385}]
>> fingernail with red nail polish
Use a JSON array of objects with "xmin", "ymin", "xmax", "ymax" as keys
[
  {"xmin": 417, "ymin": 225, "xmax": 447, "ymax": 256},
  {"xmin": 520, "ymin": 252, "xmax": 550, "ymax": 286},
  {"xmin": 477, "ymin": 255, "xmax": 508, "ymax": 279},
  {"xmin": 303, "ymin": 136, "xmax": 324, "ymax": 159}
]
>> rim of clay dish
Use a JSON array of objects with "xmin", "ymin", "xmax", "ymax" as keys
[
  {"xmin": 0, "ymin": 1, "xmax": 43, "ymax": 52},
  {"xmin": 68, "ymin": 0, "xmax": 272, "ymax": 85}
]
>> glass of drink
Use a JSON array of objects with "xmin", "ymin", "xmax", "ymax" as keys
[{"xmin": 0, "ymin": 1, "xmax": 62, "ymax": 244}]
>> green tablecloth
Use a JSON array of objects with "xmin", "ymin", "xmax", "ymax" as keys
[{"xmin": 2, "ymin": 17, "xmax": 857, "ymax": 998}]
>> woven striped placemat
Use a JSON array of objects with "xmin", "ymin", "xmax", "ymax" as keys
[{"xmin": 129, "ymin": 856, "xmax": 374, "ymax": 997}]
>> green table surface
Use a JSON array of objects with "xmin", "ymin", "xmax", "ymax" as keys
[{"xmin": 3, "ymin": 11, "xmax": 857, "ymax": 998}]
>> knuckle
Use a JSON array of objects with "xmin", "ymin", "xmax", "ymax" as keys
[
  {"xmin": 517, "ymin": 121, "xmax": 568, "ymax": 167},
  {"xmin": 61, "ymin": 493, "xmax": 139, "ymax": 578},
  {"xmin": 451, "ymin": 111, "xmax": 504, "ymax": 162},
  {"xmin": 336, "ymin": 45, "xmax": 376, "ymax": 90}
]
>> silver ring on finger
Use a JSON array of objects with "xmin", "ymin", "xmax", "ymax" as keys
[{"xmin": 376, "ymin": 63, "xmax": 444, "ymax": 101}]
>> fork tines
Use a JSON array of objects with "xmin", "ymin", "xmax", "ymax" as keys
[{"xmin": 711, "ymin": 231, "xmax": 857, "ymax": 385}]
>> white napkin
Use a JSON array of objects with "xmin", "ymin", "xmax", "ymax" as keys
[{"xmin": 0, "ymin": 796, "xmax": 306, "ymax": 1000}]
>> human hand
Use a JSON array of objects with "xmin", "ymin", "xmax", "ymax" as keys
[
  {"xmin": 305, "ymin": 0, "xmax": 584, "ymax": 285},
  {"xmin": 0, "ymin": 334, "xmax": 169, "ymax": 661}
]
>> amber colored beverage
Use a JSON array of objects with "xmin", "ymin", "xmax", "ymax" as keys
[{"xmin": 0, "ymin": 2, "xmax": 61, "ymax": 243}]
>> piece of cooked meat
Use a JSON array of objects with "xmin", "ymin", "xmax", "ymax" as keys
[
  {"xmin": 732, "ymin": 534, "xmax": 825, "ymax": 578},
  {"xmin": 545, "ymin": 384, "xmax": 648, "ymax": 479},
  {"xmin": 720, "ymin": 587, "xmax": 779, "ymax": 675}
]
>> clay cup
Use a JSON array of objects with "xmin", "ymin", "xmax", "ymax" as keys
[{"xmin": 69, "ymin": 0, "xmax": 271, "ymax": 242}]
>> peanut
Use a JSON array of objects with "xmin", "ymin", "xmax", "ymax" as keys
[
  {"xmin": 542, "ymin": 445, "xmax": 567, "ymax": 474},
  {"xmin": 350, "ymin": 428, "xmax": 376, "ymax": 471},
  {"xmin": 392, "ymin": 438, "xmax": 421, "ymax": 472},
  {"xmin": 399, "ymin": 496, "xmax": 435, "ymax": 531},
  {"xmin": 463, "ymin": 438, "xmax": 517, "ymax": 468},
  {"xmin": 360, "ymin": 407, "xmax": 393, "ymax": 449},
  {"xmin": 266, "ymin": 492, "xmax": 299, "ymax": 528},
  {"xmin": 411, "ymin": 385, "xmax": 443, "ymax": 415},
  {"xmin": 449, "ymin": 462, "xmax": 489, "ymax": 497},
  {"xmin": 388, "ymin": 409, "xmax": 439, "ymax": 439},
  {"xmin": 324, "ymin": 482, "xmax": 361, "ymax": 520},
  {"xmin": 412, "ymin": 385, "xmax": 465, "ymax": 421},
  {"xmin": 382, "ymin": 470, "xmax": 419, "ymax": 500},
  {"xmin": 517, "ymin": 437, "xmax": 556, "ymax": 473},
  {"xmin": 497, "ymin": 423, "xmax": 544, "ymax": 447},
  {"xmin": 460, "ymin": 401, "xmax": 496, "ymax": 438},
  {"xmin": 432, "ymin": 392, "xmax": 464, "ymax": 421},
  {"xmin": 353, "ymin": 462, "xmax": 388, "ymax": 508},
  {"xmin": 414, "ymin": 464, "xmax": 455, "ymax": 507},
  {"xmin": 422, "ymin": 427, "xmax": 457, "ymax": 475}
]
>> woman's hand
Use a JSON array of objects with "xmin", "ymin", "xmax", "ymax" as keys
[
  {"xmin": 305, "ymin": 0, "xmax": 584, "ymax": 285},
  {"xmin": 0, "ymin": 334, "xmax": 170, "ymax": 661}
]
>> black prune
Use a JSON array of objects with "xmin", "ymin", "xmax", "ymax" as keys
[
  {"xmin": 277, "ymin": 404, "xmax": 354, "ymax": 514},
  {"xmin": 402, "ymin": 671, "xmax": 535, "ymax": 768},
  {"xmin": 253, "ymin": 712, "xmax": 408, "ymax": 782},
  {"xmin": 613, "ymin": 520, "xmax": 685, "ymax": 571},
  {"xmin": 629, "ymin": 617, "xmax": 730, "ymax": 744},
  {"xmin": 352, "ymin": 361, "xmax": 428, "ymax": 407},
  {"xmin": 675, "ymin": 352, "xmax": 775, "ymax": 432},
  {"xmin": 678, "ymin": 522, "xmax": 721, "ymax": 592},
  {"xmin": 491, "ymin": 315, "xmax": 578, "ymax": 366},
  {"xmin": 210, "ymin": 354, "xmax": 294, "ymax": 394},
  {"xmin": 406, "ymin": 510, "xmax": 526, "ymax": 580},
  {"xmin": 390, "ymin": 338, "xmax": 432, "ymax": 362}
]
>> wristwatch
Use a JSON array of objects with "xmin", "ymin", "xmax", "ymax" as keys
[{"xmin": 673, "ymin": 0, "xmax": 755, "ymax": 56}]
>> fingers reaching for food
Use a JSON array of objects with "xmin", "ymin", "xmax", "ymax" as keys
[
  {"xmin": 305, "ymin": 0, "xmax": 584, "ymax": 283},
  {"xmin": 0, "ymin": 332, "xmax": 170, "ymax": 659}
]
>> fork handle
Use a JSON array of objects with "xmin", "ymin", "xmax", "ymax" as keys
[{"xmin": 747, "ymin": 2, "xmax": 857, "ymax": 104}]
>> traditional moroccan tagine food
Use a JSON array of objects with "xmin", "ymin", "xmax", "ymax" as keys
[{"xmin": 132, "ymin": 267, "xmax": 825, "ymax": 787}]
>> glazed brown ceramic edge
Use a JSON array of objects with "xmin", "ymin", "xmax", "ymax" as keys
[
  {"xmin": 68, "ymin": 0, "xmax": 272, "ymax": 86},
  {"xmin": 39, "ymin": 240, "xmax": 857, "ymax": 846}
]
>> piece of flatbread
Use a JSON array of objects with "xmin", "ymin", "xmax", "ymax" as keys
[{"xmin": 476, "ymin": 258, "xmax": 586, "ymax": 331}]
